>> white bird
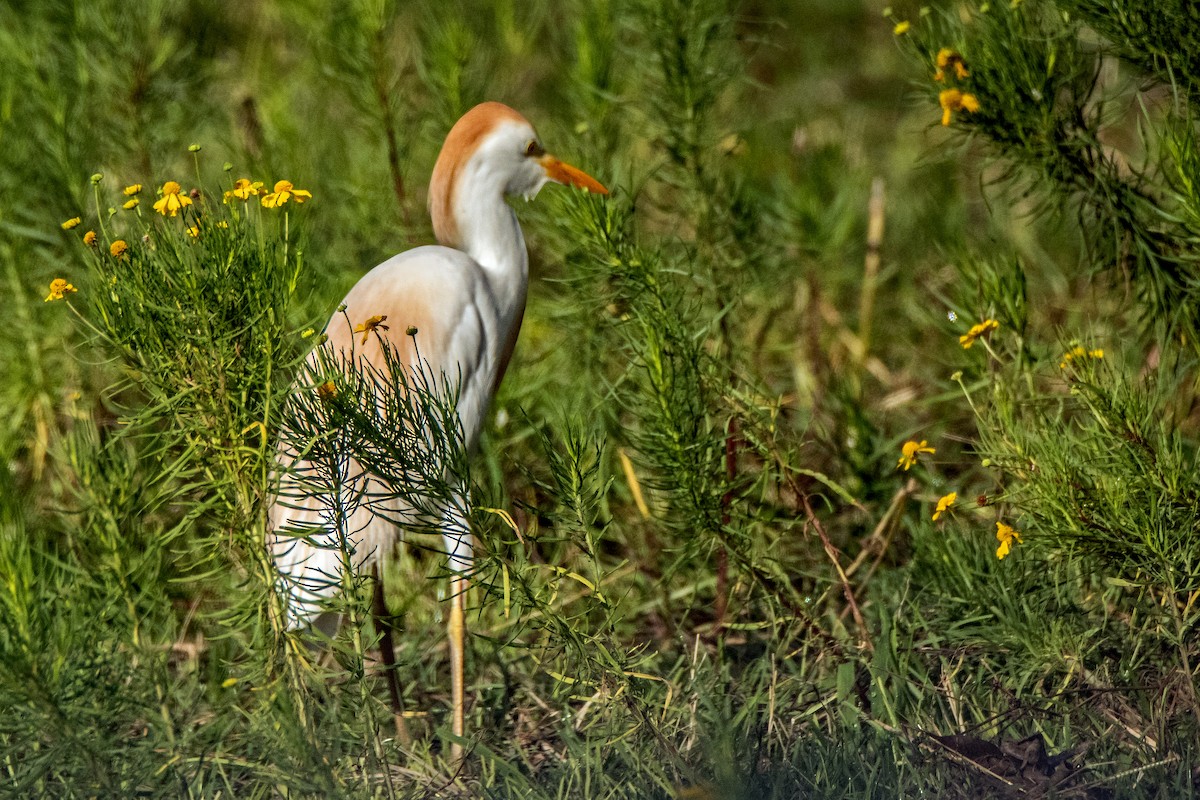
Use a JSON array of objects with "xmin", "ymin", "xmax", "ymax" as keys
[{"xmin": 267, "ymin": 101, "xmax": 608, "ymax": 755}]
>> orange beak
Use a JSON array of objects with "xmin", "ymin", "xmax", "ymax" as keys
[{"xmin": 539, "ymin": 154, "xmax": 609, "ymax": 195}]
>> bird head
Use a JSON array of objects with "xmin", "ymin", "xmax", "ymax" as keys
[{"xmin": 429, "ymin": 101, "xmax": 608, "ymax": 248}]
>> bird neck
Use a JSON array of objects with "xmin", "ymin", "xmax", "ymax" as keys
[
  {"xmin": 429, "ymin": 138, "xmax": 532, "ymax": 320},
  {"xmin": 437, "ymin": 174, "xmax": 530, "ymax": 317},
  {"xmin": 461, "ymin": 198, "xmax": 529, "ymax": 297}
]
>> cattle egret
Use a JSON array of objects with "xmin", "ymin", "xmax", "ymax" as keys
[{"xmin": 268, "ymin": 101, "xmax": 608, "ymax": 756}]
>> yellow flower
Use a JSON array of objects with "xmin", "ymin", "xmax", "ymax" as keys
[
  {"xmin": 893, "ymin": 21, "xmax": 911, "ymax": 35},
  {"xmin": 934, "ymin": 48, "xmax": 970, "ymax": 82},
  {"xmin": 995, "ymin": 521, "xmax": 1022, "ymax": 560},
  {"xmin": 316, "ymin": 380, "xmax": 338, "ymax": 401},
  {"xmin": 45, "ymin": 278, "xmax": 77, "ymax": 302},
  {"xmin": 153, "ymin": 180, "xmax": 193, "ymax": 217},
  {"xmin": 187, "ymin": 225, "xmax": 200, "ymax": 238},
  {"xmin": 898, "ymin": 439, "xmax": 936, "ymax": 471},
  {"xmin": 110, "ymin": 239, "xmax": 129, "ymax": 259},
  {"xmin": 225, "ymin": 178, "xmax": 264, "ymax": 202},
  {"xmin": 939, "ymin": 88, "xmax": 980, "ymax": 126},
  {"xmin": 123, "ymin": 184, "xmax": 142, "ymax": 196},
  {"xmin": 353, "ymin": 314, "xmax": 389, "ymax": 344},
  {"xmin": 959, "ymin": 318, "xmax": 998, "ymax": 348},
  {"xmin": 123, "ymin": 198, "xmax": 139, "ymax": 210},
  {"xmin": 221, "ymin": 677, "xmax": 239, "ymax": 689},
  {"xmin": 932, "ymin": 492, "xmax": 957, "ymax": 521},
  {"xmin": 1059, "ymin": 345, "xmax": 1104, "ymax": 369},
  {"xmin": 939, "ymin": 89, "xmax": 980, "ymax": 125},
  {"xmin": 61, "ymin": 217, "xmax": 81, "ymax": 230},
  {"xmin": 83, "ymin": 230, "xmax": 97, "ymax": 246},
  {"xmin": 261, "ymin": 180, "xmax": 312, "ymax": 208}
]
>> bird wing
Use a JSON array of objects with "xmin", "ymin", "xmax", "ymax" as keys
[{"xmin": 269, "ymin": 246, "xmax": 500, "ymax": 626}]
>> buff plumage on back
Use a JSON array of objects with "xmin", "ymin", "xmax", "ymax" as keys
[{"xmin": 428, "ymin": 102, "xmax": 530, "ymax": 249}]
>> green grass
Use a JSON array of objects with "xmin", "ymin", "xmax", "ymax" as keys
[{"xmin": 2, "ymin": 0, "xmax": 1198, "ymax": 797}]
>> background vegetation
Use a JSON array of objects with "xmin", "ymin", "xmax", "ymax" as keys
[{"xmin": 2, "ymin": 0, "xmax": 1198, "ymax": 796}]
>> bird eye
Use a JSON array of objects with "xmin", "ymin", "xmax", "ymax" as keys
[{"xmin": 524, "ymin": 139, "xmax": 544, "ymax": 157}]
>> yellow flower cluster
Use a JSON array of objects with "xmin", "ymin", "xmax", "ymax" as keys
[
  {"xmin": 899, "ymin": 383, "xmax": 1024, "ymax": 556},
  {"xmin": 121, "ymin": 184, "xmax": 142, "ymax": 210},
  {"xmin": 907, "ymin": 316, "xmax": 1031, "ymax": 557},
  {"xmin": 933, "ymin": 48, "xmax": 980, "ymax": 126},
  {"xmin": 1059, "ymin": 345, "xmax": 1104, "ymax": 369},
  {"xmin": 223, "ymin": 177, "xmax": 311, "ymax": 207}
]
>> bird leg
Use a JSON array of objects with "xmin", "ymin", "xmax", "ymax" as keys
[
  {"xmin": 448, "ymin": 572, "xmax": 466, "ymax": 761},
  {"xmin": 441, "ymin": 504, "xmax": 473, "ymax": 762},
  {"xmin": 372, "ymin": 568, "xmax": 412, "ymax": 746}
]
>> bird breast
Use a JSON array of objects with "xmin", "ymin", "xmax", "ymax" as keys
[{"xmin": 325, "ymin": 245, "xmax": 518, "ymax": 453}]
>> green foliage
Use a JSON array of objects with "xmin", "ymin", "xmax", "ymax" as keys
[
  {"xmin": 895, "ymin": 0, "xmax": 1200, "ymax": 782},
  {"xmin": 902, "ymin": 1, "xmax": 1200, "ymax": 341},
  {"xmin": 3, "ymin": 0, "xmax": 1200, "ymax": 797}
]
